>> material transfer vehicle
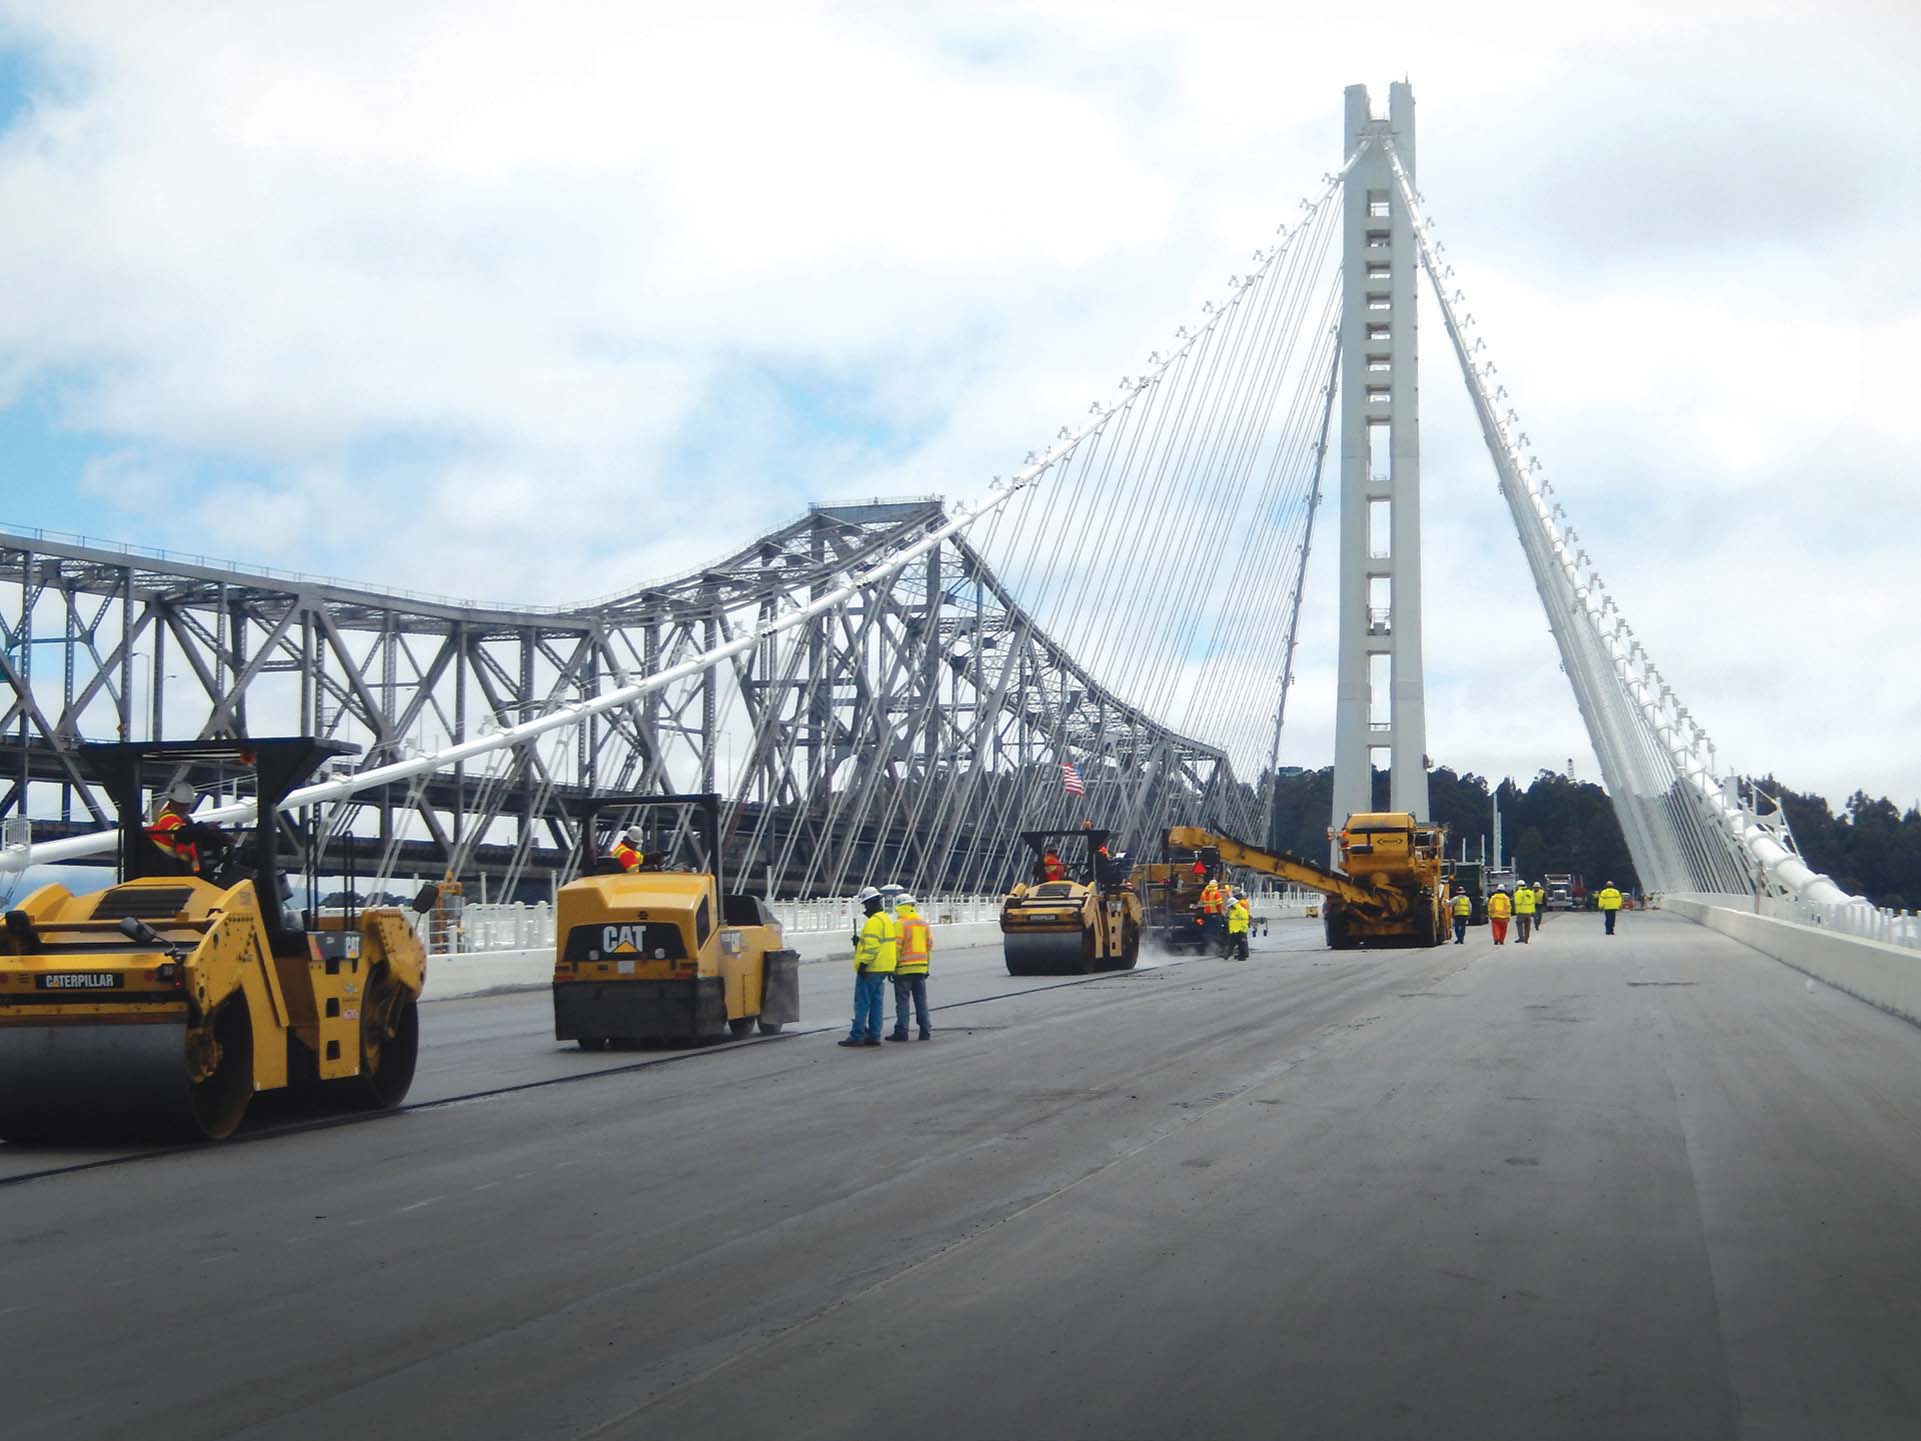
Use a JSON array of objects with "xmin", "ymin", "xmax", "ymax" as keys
[{"xmin": 1166, "ymin": 813, "xmax": 1449, "ymax": 950}]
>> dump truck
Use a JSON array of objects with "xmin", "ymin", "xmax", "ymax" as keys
[
  {"xmin": 1166, "ymin": 813, "xmax": 1449, "ymax": 950},
  {"xmin": 1001, "ymin": 828, "xmax": 1143, "ymax": 975},
  {"xmin": 0, "ymin": 739, "xmax": 433, "ymax": 1142},
  {"xmin": 552, "ymin": 793, "xmax": 800, "ymax": 1047}
]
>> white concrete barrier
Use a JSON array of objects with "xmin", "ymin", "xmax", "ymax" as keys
[
  {"xmin": 1667, "ymin": 895, "xmax": 1921, "ymax": 1026},
  {"xmin": 421, "ymin": 920, "xmax": 1006, "ymax": 1002}
]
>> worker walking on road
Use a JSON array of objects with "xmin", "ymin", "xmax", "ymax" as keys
[
  {"xmin": 1226, "ymin": 890, "xmax": 1251, "ymax": 960},
  {"xmin": 888, "ymin": 892, "xmax": 934, "ymax": 1041},
  {"xmin": 1531, "ymin": 881, "xmax": 1547, "ymax": 931},
  {"xmin": 1451, "ymin": 888, "xmax": 1471, "ymax": 944},
  {"xmin": 839, "ymin": 886, "xmax": 898, "ymax": 1048},
  {"xmin": 1513, "ymin": 880, "xmax": 1536, "ymax": 944},
  {"xmin": 1487, "ymin": 887, "xmax": 1512, "ymax": 945},
  {"xmin": 1597, "ymin": 882, "xmax": 1624, "ymax": 936},
  {"xmin": 610, "ymin": 825, "xmax": 645, "ymax": 873}
]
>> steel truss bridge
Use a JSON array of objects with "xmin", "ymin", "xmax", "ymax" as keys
[
  {"xmin": 0, "ymin": 500, "xmax": 1237, "ymax": 900},
  {"xmin": 0, "ymin": 82, "xmax": 1868, "ymax": 915}
]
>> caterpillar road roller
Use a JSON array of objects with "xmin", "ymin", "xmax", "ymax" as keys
[
  {"xmin": 1000, "ymin": 828, "xmax": 1143, "ymax": 976},
  {"xmin": 0, "ymin": 739, "xmax": 434, "ymax": 1143},
  {"xmin": 1167, "ymin": 813, "xmax": 1449, "ymax": 950},
  {"xmin": 552, "ymin": 793, "xmax": 800, "ymax": 1048}
]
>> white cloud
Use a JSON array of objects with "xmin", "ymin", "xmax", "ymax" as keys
[{"xmin": 0, "ymin": 0, "xmax": 1917, "ymax": 807}]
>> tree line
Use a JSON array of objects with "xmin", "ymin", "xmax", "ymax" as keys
[{"xmin": 1260, "ymin": 765, "xmax": 1920, "ymax": 908}]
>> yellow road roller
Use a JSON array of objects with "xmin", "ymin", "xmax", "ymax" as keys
[
  {"xmin": 552, "ymin": 793, "xmax": 799, "ymax": 1048},
  {"xmin": 0, "ymin": 739, "xmax": 434, "ymax": 1142},
  {"xmin": 1000, "ymin": 828, "xmax": 1142, "ymax": 976}
]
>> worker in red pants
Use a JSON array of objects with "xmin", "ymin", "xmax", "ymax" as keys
[{"xmin": 1487, "ymin": 887, "xmax": 1512, "ymax": 945}]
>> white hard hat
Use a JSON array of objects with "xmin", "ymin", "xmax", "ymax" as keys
[
  {"xmin": 854, "ymin": 885, "xmax": 882, "ymax": 904},
  {"xmin": 167, "ymin": 781, "xmax": 195, "ymax": 806},
  {"xmin": 624, "ymin": 825, "xmax": 644, "ymax": 846},
  {"xmin": 895, "ymin": 893, "xmax": 918, "ymax": 908}
]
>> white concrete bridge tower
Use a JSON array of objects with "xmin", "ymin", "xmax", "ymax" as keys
[{"xmin": 1332, "ymin": 80, "xmax": 1429, "ymax": 845}]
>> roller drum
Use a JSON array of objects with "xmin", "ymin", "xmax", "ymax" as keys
[
  {"xmin": 1004, "ymin": 928, "xmax": 1094, "ymax": 976},
  {"xmin": 0, "ymin": 1011, "xmax": 253, "ymax": 1143}
]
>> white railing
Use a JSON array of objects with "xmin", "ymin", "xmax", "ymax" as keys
[
  {"xmin": 437, "ymin": 900, "xmax": 555, "ymax": 954},
  {"xmin": 1671, "ymin": 891, "xmax": 1921, "ymax": 952},
  {"xmin": 771, "ymin": 894, "xmax": 1005, "ymax": 934}
]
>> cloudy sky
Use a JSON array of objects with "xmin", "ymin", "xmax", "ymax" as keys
[{"xmin": 1, "ymin": 0, "xmax": 1916, "ymax": 807}]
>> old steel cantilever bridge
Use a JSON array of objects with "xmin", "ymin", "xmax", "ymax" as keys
[{"xmin": 3, "ymin": 82, "xmax": 1919, "ymax": 1441}]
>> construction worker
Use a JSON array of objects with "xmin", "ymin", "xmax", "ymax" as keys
[
  {"xmin": 146, "ymin": 782, "xmax": 202, "ymax": 872},
  {"xmin": 1486, "ymin": 886, "xmax": 1512, "ymax": 945},
  {"xmin": 1451, "ymin": 887, "xmax": 1472, "ymax": 944},
  {"xmin": 1597, "ymin": 881, "xmax": 1624, "ymax": 936},
  {"xmin": 839, "ymin": 886, "xmax": 898, "ymax": 1047},
  {"xmin": 1225, "ymin": 890, "xmax": 1251, "ymax": 960},
  {"xmin": 887, "ymin": 891, "xmax": 933, "ymax": 1041},
  {"xmin": 1199, "ymin": 875, "xmax": 1226, "ymax": 952},
  {"xmin": 1513, "ymin": 877, "xmax": 1536, "ymax": 944},
  {"xmin": 1041, "ymin": 850, "xmax": 1066, "ymax": 883},
  {"xmin": 1532, "ymin": 881, "xmax": 1547, "ymax": 929},
  {"xmin": 610, "ymin": 825, "xmax": 645, "ymax": 873}
]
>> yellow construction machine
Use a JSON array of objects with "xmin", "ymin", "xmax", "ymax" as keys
[
  {"xmin": 0, "ymin": 739, "xmax": 434, "ymax": 1142},
  {"xmin": 1000, "ymin": 828, "xmax": 1143, "ymax": 975},
  {"xmin": 1165, "ymin": 812, "xmax": 1448, "ymax": 950},
  {"xmin": 552, "ymin": 793, "xmax": 799, "ymax": 1047}
]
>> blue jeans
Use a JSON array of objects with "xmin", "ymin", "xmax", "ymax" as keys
[
  {"xmin": 892, "ymin": 974, "xmax": 930, "ymax": 1036},
  {"xmin": 850, "ymin": 972, "xmax": 887, "ymax": 1040}
]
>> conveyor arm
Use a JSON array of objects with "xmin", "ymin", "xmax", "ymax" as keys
[{"xmin": 1164, "ymin": 825, "xmax": 1393, "ymax": 912}]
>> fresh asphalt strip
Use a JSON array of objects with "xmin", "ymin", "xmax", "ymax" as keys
[{"xmin": 0, "ymin": 953, "xmax": 1203, "ymax": 1190}]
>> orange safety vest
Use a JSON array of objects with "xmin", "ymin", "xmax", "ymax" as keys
[
  {"xmin": 611, "ymin": 840, "xmax": 641, "ymax": 872},
  {"xmin": 1200, "ymin": 881, "xmax": 1224, "ymax": 915},
  {"xmin": 896, "ymin": 914, "xmax": 931, "ymax": 975},
  {"xmin": 146, "ymin": 808, "xmax": 199, "ymax": 871},
  {"xmin": 1042, "ymin": 853, "xmax": 1064, "ymax": 881}
]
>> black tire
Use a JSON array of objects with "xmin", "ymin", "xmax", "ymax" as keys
[
  {"xmin": 577, "ymin": 1036, "xmax": 611, "ymax": 1052},
  {"xmin": 728, "ymin": 1016, "xmax": 755, "ymax": 1039},
  {"xmin": 1324, "ymin": 906, "xmax": 1350, "ymax": 951},
  {"xmin": 1119, "ymin": 919, "xmax": 1140, "ymax": 971},
  {"xmin": 756, "ymin": 1019, "xmax": 785, "ymax": 1035}
]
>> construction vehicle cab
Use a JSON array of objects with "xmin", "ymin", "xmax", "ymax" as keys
[
  {"xmin": 0, "ymin": 739, "xmax": 433, "ymax": 1142},
  {"xmin": 552, "ymin": 793, "xmax": 800, "ymax": 1048},
  {"xmin": 1000, "ymin": 828, "xmax": 1143, "ymax": 975}
]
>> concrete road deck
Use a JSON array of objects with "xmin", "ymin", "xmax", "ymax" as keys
[{"xmin": 4, "ymin": 911, "xmax": 1919, "ymax": 1439}]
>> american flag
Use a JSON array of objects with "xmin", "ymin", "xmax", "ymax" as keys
[{"xmin": 1060, "ymin": 761, "xmax": 1084, "ymax": 796}]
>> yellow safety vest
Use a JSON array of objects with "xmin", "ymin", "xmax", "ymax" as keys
[
  {"xmin": 1226, "ymin": 901, "xmax": 1249, "ymax": 935},
  {"xmin": 896, "ymin": 912, "xmax": 931, "ymax": 975},
  {"xmin": 1597, "ymin": 888, "xmax": 1624, "ymax": 911},
  {"xmin": 1452, "ymin": 893, "xmax": 1472, "ymax": 918},
  {"xmin": 1532, "ymin": 887, "xmax": 1546, "ymax": 910},
  {"xmin": 1514, "ymin": 887, "xmax": 1536, "ymax": 915},
  {"xmin": 854, "ymin": 909, "xmax": 899, "ymax": 974},
  {"xmin": 1487, "ymin": 892, "xmax": 1512, "ymax": 920}
]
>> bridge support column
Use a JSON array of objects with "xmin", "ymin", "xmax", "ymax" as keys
[{"xmin": 1333, "ymin": 80, "xmax": 1428, "ymax": 853}]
